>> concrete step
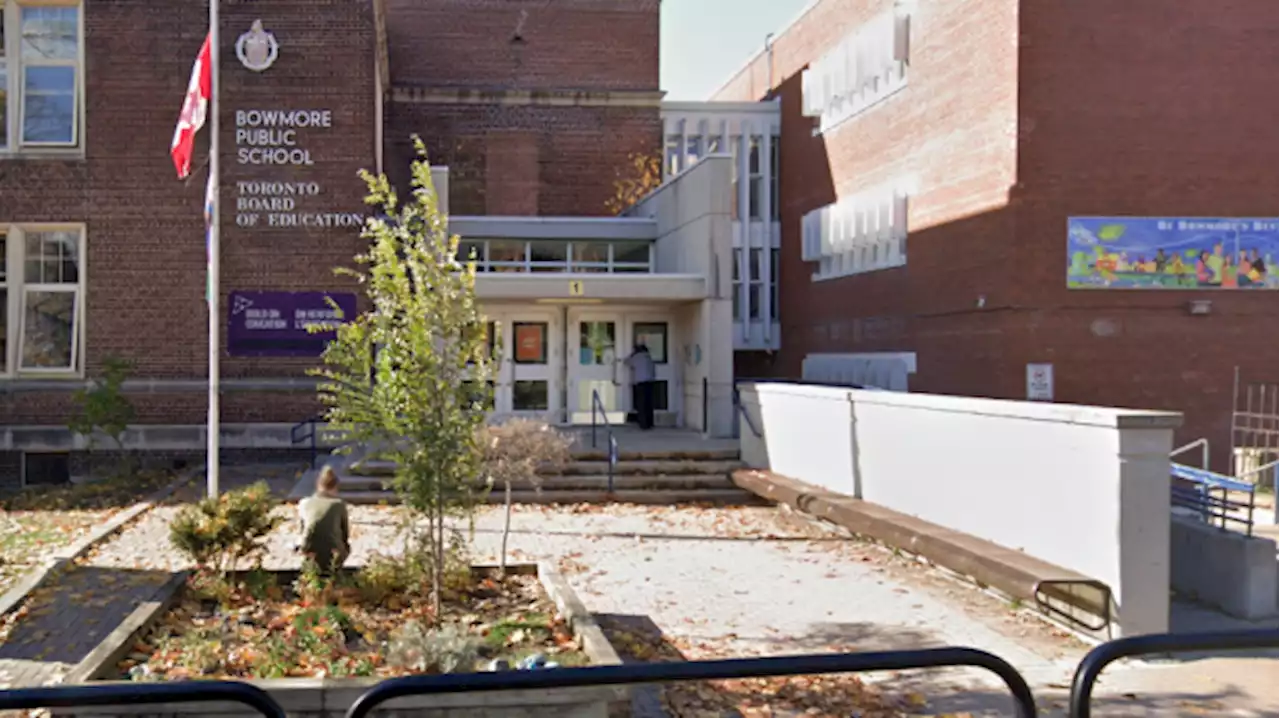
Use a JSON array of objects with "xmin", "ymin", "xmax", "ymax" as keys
[
  {"xmin": 338, "ymin": 488, "xmax": 767, "ymax": 506},
  {"xmin": 296, "ymin": 470, "xmax": 740, "ymax": 499},
  {"xmin": 350, "ymin": 453, "xmax": 741, "ymax": 477},
  {"xmin": 559, "ymin": 459, "xmax": 741, "ymax": 476}
]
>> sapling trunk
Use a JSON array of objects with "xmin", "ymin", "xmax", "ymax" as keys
[{"xmin": 500, "ymin": 480, "xmax": 513, "ymax": 574}]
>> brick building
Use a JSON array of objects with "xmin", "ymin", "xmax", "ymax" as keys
[
  {"xmin": 710, "ymin": 0, "xmax": 1279, "ymax": 470},
  {"xmin": 1, "ymin": 0, "xmax": 753, "ymax": 486}
]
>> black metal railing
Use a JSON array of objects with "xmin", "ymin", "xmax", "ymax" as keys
[
  {"xmin": 344, "ymin": 647, "xmax": 1038, "ymax": 718},
  {"xmin": 290, "ymin": 413, "xmax": 324, "ymax": 469},
  {"xmin": 590, "ymin": 388, "xmax": 618, "ymax": 493},
  {"xmin": 0, "ymin": 680, "xmax": 286, "ymax": 717},
  {"xmin": 1068, "ymin": 628, "xmax": 1278, "ymax": 718},
  {"xmin": 6, "ymin": 630, "xmax": 1278, "ymax": 718}
]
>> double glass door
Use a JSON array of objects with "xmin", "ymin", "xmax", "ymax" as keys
[{"xmin": 567, "ymin": 309, "xmax": 674, "ymax": 425}]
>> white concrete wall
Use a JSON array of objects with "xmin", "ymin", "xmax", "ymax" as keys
[
  {"xmin": 629, "ymin": 156, "xmax": 735, "ymax": 437},
  {"xmin": 737, "ymin": 381, "xmax": 1182, "ymax": 636}
]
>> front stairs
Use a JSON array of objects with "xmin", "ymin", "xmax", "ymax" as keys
[{"xmin": 288, "ymin": 428, "xmax": 763, "ymax": 506}]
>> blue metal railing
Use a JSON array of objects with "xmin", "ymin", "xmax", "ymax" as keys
[
  {"xmin": 1170, "ymin": 462, "xmax": 1257, "ymax": 536},
  {"xmin": 590, "ymin": 388, "xmax": 618, "ymax": 493},
  {"xmin": 344, "ymin": 647, "xmax": 1038, "ymax": 718},
  {"xmin": 290, "ymin": 413, "xmax": 324, "ymax": 469}
]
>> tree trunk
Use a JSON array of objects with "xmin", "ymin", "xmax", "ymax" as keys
[
  {"xmin": 500, "ymin": 480, "xmax": 512, "ymax": 574},
  {"xmin": 433, "ymin": 473, "xmax": 444, "ymax": 616}
]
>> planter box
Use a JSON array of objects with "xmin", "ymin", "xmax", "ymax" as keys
[{"xmin": 60, "ymin": 563, "xmax": 626, "ymax": 718}]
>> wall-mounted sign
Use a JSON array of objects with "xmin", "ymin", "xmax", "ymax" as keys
[
  {"xmin": 568, "ymin": 279, "xmax": 584, "ymax": 297},
  {"xmin": 1026, "ymin": 363, "xmax": 1054, "ymax": 401},
  {"xmin": 236, "ymin": 20, "xmax": 280, "ymax": 72},
  {"xmin": 1067, "ymin": 217, "xmax": 1279, "ymax": 290},
  {"xmin": 228, "ymin": 291, "xmax": 357, "ymax": 357}
]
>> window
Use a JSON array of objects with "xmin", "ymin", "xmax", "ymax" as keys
[
  {"xmin": 748, "ymin": 137, "xmax": 763, "ymax": 220},
  {"xmin": 748, "ymin": 248, "xmax": 763, "ymax": 319},
  {"xmin": 770, "ymin": 248, "xmax": 780, "ymax": 320},
  {"xmin": 664, "ymin": 134, "xmax": 681, "ymax": 178},
  {"xmin": 633, "ymin": 322, "xmax": 667, "ymax": 363},
  {"xmin": 2, "ymin": 1, "xmax": 82, "ymax": 152},
  {"xmin": 731, "ymin": 248, "xmax": 742, "ymax": 320},
  {"xmin": 1, "ymin": 224, "xmax": 84, "ymax": 376},
  {"xmin": 769, "ymin": 137, "xmax": 781, "ymax": 221},
  {"xmin": 684, "ymin": 135, "xmax": 702, "ymax": 169},
  {"xmin": 453, "ymin": 238, "xmax": 653, "ymax": 274},
  {"xmin": 730, "ymin": 138, "xmax": 740, "ymax": 219},
  {"xmin": 22, "ymin": 451, "xmax": 70, "ymax": 486},
  {"xmin": 800, "ymin": 7, "xmax": 910, "ymax": 134},
  {"xmin": 800, "ymin": 185, "xmax": 909, "ymax": 282}
]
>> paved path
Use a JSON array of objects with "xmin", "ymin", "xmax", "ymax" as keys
[{"xmin": 1, "ymin": 482, "xmax": 1275, "ymax": 716}]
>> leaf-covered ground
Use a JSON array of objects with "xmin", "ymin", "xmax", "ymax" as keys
[
  {"xmin": 120, "ymin": 570, "xmax": 587, "ymax": 681},
  {"xmin": 0, "ymin": 472, "xmax": 174, "ymax": 595}
]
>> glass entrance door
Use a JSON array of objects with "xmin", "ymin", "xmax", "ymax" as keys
[
  {"xmin": 491, "ymin": 310, "xmax": 560, "ymax": 423},
  {"xmin": 630, "ymin": 319, "xmax": 674, "ymax": 420},
  {"xmin": 567, "ymin": 310, "xmax": 624, "ymax": 424}
]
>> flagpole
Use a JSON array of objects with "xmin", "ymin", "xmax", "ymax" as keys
[{"xmin": 207, "ymin": 0, "xmax": 221, "ymax": 499}]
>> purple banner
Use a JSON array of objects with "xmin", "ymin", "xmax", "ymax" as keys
[{"xmin": 228, "ymin": 291, "xmax": 357, "ymax": 357}]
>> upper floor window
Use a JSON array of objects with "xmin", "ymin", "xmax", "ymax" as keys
[
  {"xmin": 457, "ymin": 239, "xmax": 653, "ymax": 274},
  {"xmin": 0, "ymin": 1, "xmax": 82, "ymax": 154},
  {"xmin": 1, "ymin": 223, "xmax": 86, "ymax": 377},
  {"xmin": 801, "ymin": 6, "xmax": 910, "ymax": 134},
  {"xmin": 801, "ymin": 185, "xmax": 909, "ymax": 281}
]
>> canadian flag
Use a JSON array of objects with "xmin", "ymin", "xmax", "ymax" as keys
[{"xmin": 171, "ymin": 33, "xmax": 212, "ymax": 180}]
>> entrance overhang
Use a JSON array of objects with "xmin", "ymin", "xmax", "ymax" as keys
[{"xmin": 475, "ymin": 273, "xmax": 706, "ymax": 304}]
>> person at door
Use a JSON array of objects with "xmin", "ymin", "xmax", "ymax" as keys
[{"xmin": 627, "ymin": 342, "xmax": 656, "ymax": 430}]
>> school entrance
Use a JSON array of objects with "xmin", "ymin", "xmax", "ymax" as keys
[{"xmin": 483, "ymin": 304, "xmax": 680, "ymax": 428}]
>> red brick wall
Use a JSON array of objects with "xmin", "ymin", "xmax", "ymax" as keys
[
  {"xmin": 1009, "ymin": 0, "xmax": 1280, "ymax": 466},
  {"xmin": 716, "ymin": 0, "xmax": 1278, "ymax": 471},
  {"xmin": 384, "ymin": 103, "xmax": 660, "ymax": 216},
  {"xmin": 714, "ymin": 0, "xmax": 1023, "ymax": 394},
  {"xmin": 2, "ymin": 0, "xmax": 378, "ymax": 425},
  {"xmin": 384, "ymin": 0, "xmax": 659, "ymax": 90}
]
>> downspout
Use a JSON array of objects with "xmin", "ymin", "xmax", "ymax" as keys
[{"xmin": 765, "ymin": 33, "xmax": 775, "ymax": 97}]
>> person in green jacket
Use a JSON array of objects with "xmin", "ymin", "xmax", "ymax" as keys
[{"xmin": 298, "ymin": 465, "xmax": 351, "ymax": 576}]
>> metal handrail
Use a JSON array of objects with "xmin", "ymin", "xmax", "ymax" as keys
[
  {"xmin": 1170, "ymin": 438, "xmax": 1210, "ymax": 470},
  {"xmin": 0, "ymin": 680, "xmax": 286, "ymax": 717},
  {"xmin": 1068, "ymin": 628, "xmax": 1278, "ymax": 718},
  {"xmin": 590, "ymin": 388, "xmax": 618, "ymax": 493},
  {"xmin": 344, "ymin": 648, "xmax": 1038, "ymax": 718},
  {"xmin": 290, "ymin": 413, "xmax": 325, "ymax": 469}
]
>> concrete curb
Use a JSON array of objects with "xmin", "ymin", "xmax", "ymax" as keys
[{"xmin": 0, "ymin": 467, "xmax": 200, "ymax": 620}]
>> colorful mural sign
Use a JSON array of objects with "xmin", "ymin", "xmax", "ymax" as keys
[
  {"xmin": 1067, "ymin": 217, "xmax": 1279, "ymax": 290},
  {"xmin": 227, "ymin": 291, "xmax": 356, "ymax": 357}
]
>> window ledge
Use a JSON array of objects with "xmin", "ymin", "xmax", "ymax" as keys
[
  {"xmin": 811, "ymin": 262, "xmax": 907, "ymax": 282},
  {"xmin": 0, "ymin": 149, "xmax": 87, "ymax": 162}
]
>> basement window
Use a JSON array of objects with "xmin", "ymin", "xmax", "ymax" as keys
[{"xmin": 21, "ymin": 450, "xmax": 70, "ymax": 486}]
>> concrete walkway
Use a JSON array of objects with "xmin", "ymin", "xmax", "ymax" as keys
[{"xmin": 2, "ymin": 489, "xmax": 1274, "ymax": 715}]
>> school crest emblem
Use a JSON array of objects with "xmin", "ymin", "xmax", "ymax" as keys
[{"xmin": 235, "ymin": 20, "xmax": 279, "ymax": 72}]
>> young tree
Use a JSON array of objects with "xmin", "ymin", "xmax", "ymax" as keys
[
  {"xmin": 312, "ymin": 137, "xmax": 492, "ymax": 613},
  {"xmin": 479, "ymin": 419, "xmax": 572, "ymax": 573},
  {"xmin": 68, "ymin": 356, "xmax": 137, "ymax": 477}
]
